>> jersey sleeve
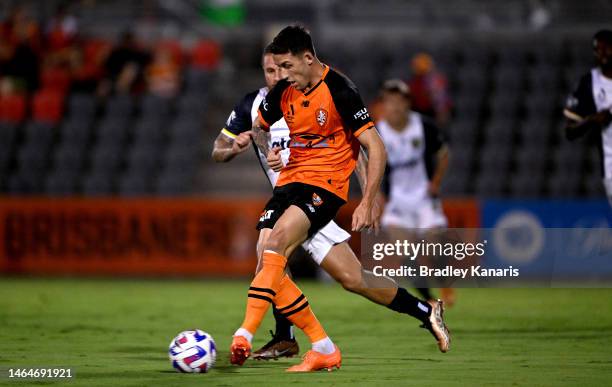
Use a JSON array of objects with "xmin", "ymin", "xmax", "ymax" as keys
[
  {"xmin": 222, "ymin": 90, "xmax": 258, "ymax": 139},
  {"xmin": 564, "ymin": 72, "xmax": 596, "ymax": 121},
  {"xmin": 257, "ymin": 79, "xmax": 288, "ymax": 130},
  {"xmin": 327, "ymin": 71, "xmax": 374, "ymax": 137}
]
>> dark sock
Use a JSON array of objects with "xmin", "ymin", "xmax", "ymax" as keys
[
  {"xmin": 272, "ymin": 305, "xmax": 294, "ymax": 340},
  {"xmin": 416, "ymin": 288, "xmax": 434, "ymax": 301},
  {"xmin": 387, "ymin": 287, "xmax": 431, "ymax": 322}
]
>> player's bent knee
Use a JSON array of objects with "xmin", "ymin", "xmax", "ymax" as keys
[
  {"xmin": 263, "ymin": 229, "xmax": 290, "ymax": 256},
  {"xmin": 337, "ymin": 270, "xmax": 364, "ymax": 293}
]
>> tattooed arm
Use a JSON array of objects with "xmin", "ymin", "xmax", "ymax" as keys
[{"xmin": 250, "ymin": 117, "xmax": 271, "ymax": 156}]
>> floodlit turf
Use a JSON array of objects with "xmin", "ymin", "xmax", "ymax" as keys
[{"xmin": 1, "ymin": 279, "xmax": 611, "ymax": 386}]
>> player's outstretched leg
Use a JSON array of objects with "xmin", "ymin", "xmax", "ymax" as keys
[
  {"xmin": 272, "ymin": 275, "xmax": 341, "ymax": 372},
  {"xmin": 320, "ymin": 242, "xmax": 450, "ymax": 352},
  {"xmin": 251, "ymin": 306, "xmax": 300, "ymax": 360},
  {"xmin": 389, "ymin": 288, "xmax": 450, "ymax": 353}
]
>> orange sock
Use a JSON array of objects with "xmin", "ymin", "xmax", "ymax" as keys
[
  {"xmin": 274, "ymin": 275, "xmax": 327, "ymax": 343},
  {"xmin": 240, "ymin": 250, "xmax": 287, "ymax": 335}
]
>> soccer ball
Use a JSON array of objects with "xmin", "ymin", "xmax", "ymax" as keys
[{"xmin": 168, "ymin": 330, "xmax": 216, "ymax": 373}]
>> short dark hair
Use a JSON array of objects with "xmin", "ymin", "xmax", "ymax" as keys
[
  {"xmin": 381, "ymin": 79, "xmax": 411, "ymax": 99},
  {"xmin": 593, "ymin": 29, "xmax": 612, "ymax": 46},
  {"xmin": 267, "ymin": 25, "xmax": 316, "ymax": 56}
]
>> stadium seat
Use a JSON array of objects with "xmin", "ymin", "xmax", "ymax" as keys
[
  {"xmin": 44, "ymin": 169, "xmax": 80, "ymax": 195},
  {"xmin": 479, "ymin": 147, "xmax": 512, "ymax": 177},
  {"xmin": 141, "ymin": 94, "xmax": 173, "ymax": 119},
  {"xmin": 509, "ymin": 172, "xmax": 543, "ymax": 198},
  {"xmin": 118, "ymin": 172, "xmax": 150, "ymax": 196},
  {"xmin": 52, "ymin": 144, "xmax": 86, "ymax": 175},
  {"xmin": 526, "ymin": 65, "xmax": 557, "ymax": 92},
  {"xmin": 0, "ymin": 94, "xmax": 27, "ymax": 123},
  {"xmin": 132, "ymin": 119, "xmax": 166, "ymax": 147},
  {"xmin": 440, "ymin": 173, "xmax": 468, "ymax": 196},
  {"xmin": 514, "ymin": 145, "xmax": 548, "ymax": 176},
  {"xmin": 163, "ymin": 144, "xmax": 199, "ymax": 177},
  {"xmin": 32, "ymin": 89, "xmax": 65, "ymax": 124},
  {"xmin": 40, "ymin": 67, "xmax": 72, "ymax": 95},
  {"xmin": 67, "ymin": 93, "xmax": 97, "ymax": 120},
  {"xmin": 475, "ymin": 171, "xmax": 506, "ymax": 197},
  {"xmin": 0, "ymin": 122, "xmax": 18, "ymax": 148},
  {"xmin": 59, "ymin": 118, "xmax": 93, "ymax": 147},
  {"xmin": 483, "ymin": 120, "xmax": 515, "ymax": 146},
  {"xmin": 126, "ymin": 144, "xmax": 161, "ymax": 172},
  {"xmin": 170, "ymin": 119, "xmax": 202, "ymax": 144},
  {"xmin": 517, "ymin": 118, "xmax": 551, "ymax": 145},
  {"xmin": 184, "ymin": 68, "xmax": 212, "ymax": 96},
  {"xmin": 551, "ymin": 144, "xmax": 584, "ymax": 174},
  {"xmin": 105, "ymin": 95, "xmax": 134, "ymax": 118},
  {"xmin": 547, "ymin": 171, "xmax": 581, "ymax": 197},
  {"xmin": 155, "ymin": 171, "xmax": 190, "ymax": 195},
  {"xmin": 82, "ymin": 171, "xmax": 115, "ymax": 195},
  {"xmin": 7, "ymin": 171, "xmax": 43, "ymax": 194},
  {"xmin": 95, "ymin": 118, "xmax": 129, "ymax": 147},
  {"xmin": 24, "ymin": 121, "xmax": 56, "ymax": 147},
  {"xmin": 90, "ymin": 144, "xmax": 124, "ymax": 173},
  {"xmin": 488, "ymin": 95, "xmax": 520, "ymax": 123},
  {"xmin": 455, "ymin": 67, "xmax": 487, "ymax": 94},
  {"xmin": 17, "ymin": 142, "xmax": 50, "ymax": 173},
  {"xmin": 0, "ymin": 141, "xmax": 13, "ymax": 178},
  {"xmin": 176, "ymin": 94, "xmax": 204, "ymax": 119},
  {"xmin": 492, "ymin": 66, "xmax": 524, "ymax": 93}
]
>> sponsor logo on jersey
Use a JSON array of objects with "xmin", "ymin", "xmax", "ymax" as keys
[
  {"xmin": 259, "ymin": 209, "xmax": 274, "ymax": 222},
  {"xmin": 353, "ymin": 108, "xmax": 369, "ymax": 121},
  {"xmin": 316, "ymin": 108, "xmax": 328, "ymax": 127},
  {"xmin": 306, "ymin": 203, "xmax": 315, "ymax": 213},
  {"xmin": 312, "ymin": 193, "xmax": 324, "ymax": 206},
  {"xmin": 271, "ymin": 137, "xmax": 291, "ymax": 149},
  {"xmin": 291, "ymin": 133, "xmax": 334, "ymax": 148},
  {"xmin": 226, "ymin": 110, "xmax": 236, "ymax": 126},
  {"xmin": 262, "ymin": 100, "xmax": 269, "ymax": 111}
]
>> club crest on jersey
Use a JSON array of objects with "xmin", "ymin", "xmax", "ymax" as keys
[
  {"xmin": 598, "ymin": 88, "xmax": 606, "ymax": 103},
  {"xmin": 412, "ymin": 138, "xmax": 422, "ymax": 148},
  {"xmin": 316, "ymin": 108, "xmax": 328, "ymax": 127},
  {"xmin": 312, "ymin": 193, "xmax": 324, "ymax": 206}
]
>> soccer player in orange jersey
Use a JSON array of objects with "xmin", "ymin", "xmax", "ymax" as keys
[{"xmin": 229, "ymin": 25, "xmax": 450, "ymax": 372}]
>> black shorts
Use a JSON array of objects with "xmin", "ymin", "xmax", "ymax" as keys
[{"xmin": 256, "ymin": 182, "xmax": 346, "ymax": 238}]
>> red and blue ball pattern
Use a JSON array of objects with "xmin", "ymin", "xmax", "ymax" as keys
[{"xmin": 169, "ymin": 330, "xmax": 216, "ymax": 373}]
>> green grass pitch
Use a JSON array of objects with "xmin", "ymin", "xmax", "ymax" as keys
[{"xmin": 1, "ymin": 278, "xmax": 611, "ymax": 386}]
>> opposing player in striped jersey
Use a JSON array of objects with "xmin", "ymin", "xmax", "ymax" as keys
[
  {"xmin": 212, "ymin": 29, "xmax": 449, "ymax": 372},
  {"xmin": 376, "ymin": 79, "xmax": 455, "ymax": 306},
  {"xmin": 564, "ymin": 29, "xmax": 612, "ymax": 205}
]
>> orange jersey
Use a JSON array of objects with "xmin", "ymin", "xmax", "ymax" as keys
[{"xmin": 258, "ymin": 65, "xmax": 374, "ymax": 201}]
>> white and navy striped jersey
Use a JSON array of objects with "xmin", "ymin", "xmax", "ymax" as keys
[
  {"xmin": 564, "ymin": 67, "xmax": 612, "ymax": 178},
  {"xmin": 221, "ymin": 87, "xmax": 290, "ymax": 186},
  {"xmin": 377, "ymin": 112, "xmax": 446, "ymax": 207}
]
